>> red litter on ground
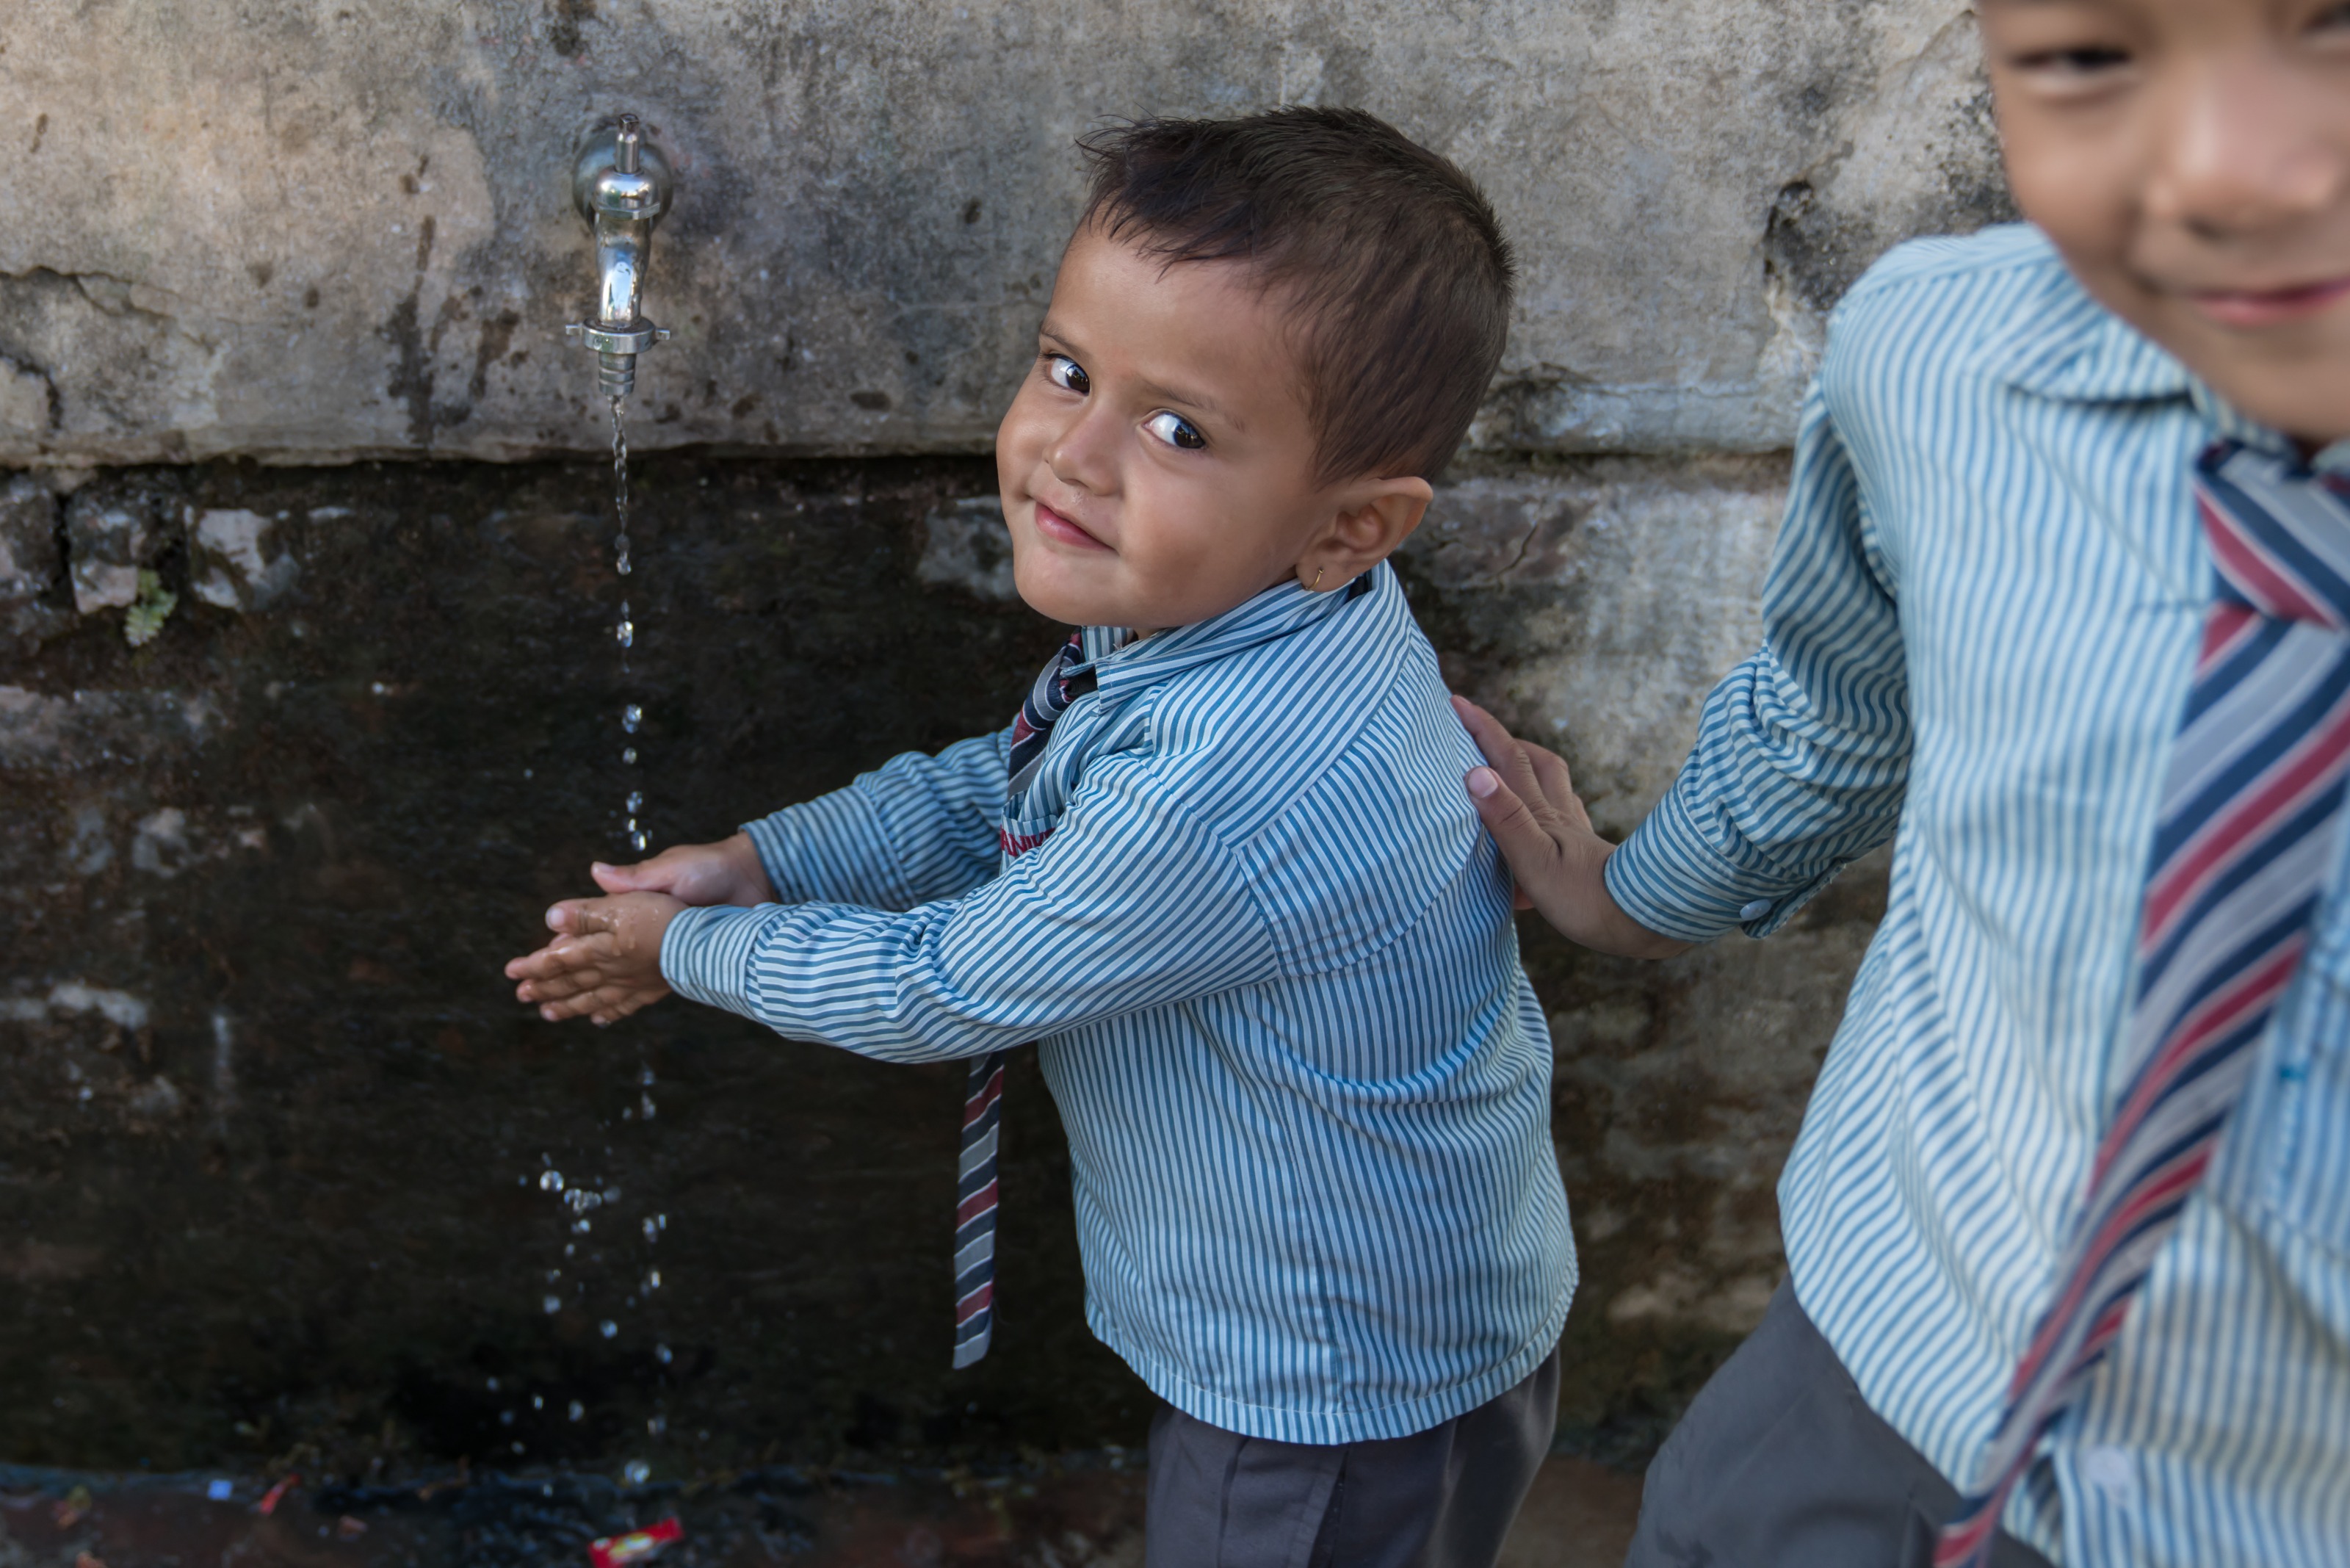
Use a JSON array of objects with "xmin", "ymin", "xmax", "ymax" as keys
[
  {"xmin": 254, "ymin": 1475, "xmax": 298, "ymax": 1516},
  {"xmin": 588, "ymin": 1516, "xmax": 684, "ymax": 1568}
]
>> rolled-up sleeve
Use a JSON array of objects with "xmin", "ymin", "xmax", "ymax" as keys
[
  {"xmin": 1606, "ymin": 380, "xmax": 1913, "ymax": 942},
  {"xmin": 665, "ymin": 753, "xmax": 1282, "ymax": 1061},
  {"xmin": 741, "ymin": 727, "xmax": 1014, "ymax": 911}
]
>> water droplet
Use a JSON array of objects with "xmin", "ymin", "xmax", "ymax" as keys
[
  {"xmin": 623, "ymin": 1460, "xmax": 651, "ymax": 1486},
  {"xmin": 640, "ymin": 1093, "xmax": 657, "ymax": 1120},
  {"xmin": 500, "ymin": 1409, "xmax": 516, "ymax": 1426},
  {"xmin": 487, "ymin": 1376, "xmax": 501, "ymax": 1392},
  {"xmin": 626, "ymin": 792, "xmax": 643, "ymax": 814},
  {"xmin": 638, "ymin": 1064, "xmax": 656, "ymax": 1086},
  {"xmin": 655, "ymin": 1213, "xmax": 667, "ymax": 1231},
  {"xmin": 646, "ymin": 1269, "xmax": 662, "ymax": 1290},
  {"xmin": 647, "ymin": 1415, "xmax": 667, "ymax": 1437},
  {"xmin": 546, "ymin": 1268, "xmax": 561, "ymax": 1282},
  {"xmin": 569, "ymin": 1400, "xmax": 586, "ymax": 1422},
  {"xmin": 655, "ymin": 1343, "xmax": 673, "ymax": 1365},
  {"xmin": 543, "ymin": 1295, "xmax": 562, "ymax": 1315},
  {"xmin": 642, "ymin": 1216, "xmax": 660, "ymax": 1243},
  {"xmin": 630, "ymin": 828, "xmax": 649, "ymax": 851},
  {"xmin": 540, "ymin": 1170, "xmax": 564, "ymax": 1193},
  {"xmin": 600, "ymin": 1320, "xmax": 618, "ymax": 1339},
  {"xmin": 511, "ymin": 1440, "xmax": 526, "ymax": 1455},
  {"xmin": 574, "ymin": 1218, "xmax": 592, "ymax": 1234},
  {"xmin": 615, "ymin": 606, "xmax": 634, "ymax": 649},
  {"xmin": 532, "ymin": 1394, "xmax": 545, "ymax": 1410},
  {"xmin": 564, "ymin": 1243, "xmax": 576, "ymax": 1258},
  {"xmin": 622, "ymin": 704, "xmax": 643, "ymax": 734},
  {"xmin": 623, "ymin": 747, "xmax": 638, "ymax": 765}
]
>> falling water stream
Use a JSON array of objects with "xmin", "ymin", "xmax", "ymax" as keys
[
  {"xmin": 607, "ymin": 392, "xmax": 670, "ymax": 1483},
  {"xmin": 502, "ymin": 395, "xmax": 673, "ymax": 1486}
]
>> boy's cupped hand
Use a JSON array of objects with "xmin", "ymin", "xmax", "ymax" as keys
[
  {"xmin": 588, "ymin": 832, "xmax": 776, "ymax": 908},
  {"xmin": 505, "ymin": 890, "xmax": 684, "ymax": 1026},
  {"xmin": 504, "ymin": 834, "xmax": 777, "ymax": 1026}
]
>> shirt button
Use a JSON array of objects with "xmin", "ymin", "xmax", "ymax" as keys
[
  {"xmin": 1738, "ymin": 899, "xmax": 1772, "ymax": 922},
  {"xmin": 2079, "ymin": 1445, "xmax": 2138, "ymax": 1501}
]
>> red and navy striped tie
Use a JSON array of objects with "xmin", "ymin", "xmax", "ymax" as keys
[
  {"xmin": 953, "ymin": 634, "xmax": 1091, "ymax": 1369},
  {"xmin": 1938, "ymin": 441, "xmax": 2350, "ymax": 1564}
]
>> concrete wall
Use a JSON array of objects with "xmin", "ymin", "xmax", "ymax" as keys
[
  {"xmin": 0, "ymin": 0, "xmax": 2010, "ymax": 1480},
  {"xmin": 2, "ymin": 0, "xmax": 2002, "ymax": 466}
]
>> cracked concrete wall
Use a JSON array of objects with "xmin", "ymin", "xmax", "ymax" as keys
[{"xmin": 1, "ymin": 0, "xmax": 2007, "ymax": 466}]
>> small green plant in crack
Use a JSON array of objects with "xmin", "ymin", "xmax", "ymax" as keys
[{"xmin": 123, "ymin": 567, "xmax": 177, "ymax": 647}]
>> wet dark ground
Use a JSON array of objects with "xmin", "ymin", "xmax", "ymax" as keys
[
  {"xmin": 0, "ymin": 1456, "xmax": 1638, "ymax": 1567},
  {"xmin": 3, "ymin": 454, "xmax": 1879, "ymax": 1536}
]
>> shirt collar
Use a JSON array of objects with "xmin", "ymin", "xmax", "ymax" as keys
[
  {"xmin": 1986, "ymin": 228, "xmax": 2346, "ymax": 474},
  {"xmin": 1986, "ymin": 258, "xmax": 2195, "ymax": 404},
  {"xmin": 1075, "ymin": 561, "xmax": 1390, "ymax": 692}
]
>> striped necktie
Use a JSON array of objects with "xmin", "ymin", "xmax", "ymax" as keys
[
  {"xmin": 952, "ymin": 633, "xmax": 1093, "ymax": 1370},
  {"xmin": 1938, "ymin": 441, "xmax": 2350, "ymax": 1564}
]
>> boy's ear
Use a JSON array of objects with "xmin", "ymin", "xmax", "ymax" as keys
[{"xmin": 1296, "ymin": 476, "xmax": 1435, "ymax": 591}]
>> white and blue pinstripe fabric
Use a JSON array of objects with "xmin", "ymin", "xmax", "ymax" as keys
[
  {"xmin": 662, "ymin": 563, "xmax": 1577, "ymax": 1444},
  {"xmin": 1608, "ymin": 225, "xmax": 2350, "ymax": 1568}
]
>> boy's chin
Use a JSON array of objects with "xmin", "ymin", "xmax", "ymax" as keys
[
  {"xmin": 2192, "ymin": 355, "xmax": 2350, "ymax": 451},
  {"xmin": 1011, "ymin": 560, "xmax": 1121, "ymax": 630}
]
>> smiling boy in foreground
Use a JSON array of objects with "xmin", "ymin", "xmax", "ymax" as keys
[
  {"xmin": 1460, "ymin": 1, "xmax": 2350, "ymax": 1564},
  {"xmin": 507, "ymin": 109, "xmax": 1574, "ymax": 1568}
]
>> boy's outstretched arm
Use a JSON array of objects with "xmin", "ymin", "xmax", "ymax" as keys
[{"xmin": 1452, "ymin": 697, "xmax": 1691, "ymax": 960}]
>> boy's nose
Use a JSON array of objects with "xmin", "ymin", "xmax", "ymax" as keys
[
  {"xmin": 2149, "ymin": 59, "xmax": 2344, "ymax": 239},
  {"xmin": 1044, "ymin": 404, "xmax": 1119, "ymax": 496}
]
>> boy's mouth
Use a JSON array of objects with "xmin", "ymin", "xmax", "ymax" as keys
[
  {"xmin": 1033, "ymin": 501, "xmax": 1110, "ymax": 551},
  {"xmin": 2185, "ymin": 274, "xmax": 2350, "ymax": 330}
]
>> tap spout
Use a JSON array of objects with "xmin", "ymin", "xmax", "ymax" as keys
[{"xmin": 565, "ymin": 115, "xmax": 674, "ymax": 401}]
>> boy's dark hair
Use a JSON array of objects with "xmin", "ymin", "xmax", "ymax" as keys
[{"xmin": 1077, "ymin": 106, "xmax": 1514, "ymax": 484}]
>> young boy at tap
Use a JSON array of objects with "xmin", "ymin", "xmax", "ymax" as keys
[
  {"xmin": 1459, "ymin": 2, "xmax": 2350, "ymax": 1564},
  {"xmin": 507, "ymin": 109, "xmax": 1577, "ymax": 1568}
]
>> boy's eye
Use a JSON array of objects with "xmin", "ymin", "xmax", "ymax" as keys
[
  {"xmin": 1144, "ymin": 411, "xmax": 1207, "ymax": 451},
  {"xmin": 2014, "ymin": 43, "xmax": 2131, "ymax": 77},
  {"xmin": 1045, "ymin": 354, "xmax": 1089, "ymax": 395}
]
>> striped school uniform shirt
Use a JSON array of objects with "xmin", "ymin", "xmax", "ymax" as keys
[
  {"xmin": 1608, "ymin": 224, "xmax": 2350, "ymax": 1567},
  {"xmin": 662, "ymin": 562, "xmax": 1577, "ymax": 1444}
]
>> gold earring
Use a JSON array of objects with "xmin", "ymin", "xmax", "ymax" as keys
[{"xmin": 1310, "ymin": 566, "xmax": 1326, "ymax": 591}]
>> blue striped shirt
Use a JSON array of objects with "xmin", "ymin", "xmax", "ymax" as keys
[
  {"xmin": 1609, "ymin": 225, "xmax": 2350, "ymax": 1567},
  {"xmin": 662, "ymin": 562, "xmax": 1577, "ymax": 1444}
]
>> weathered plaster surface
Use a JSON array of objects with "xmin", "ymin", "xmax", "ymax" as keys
[
  {"xmin": 0, "ymin": 0, "xmax": 2006, "ymax": 466},
  {"xmin": 0, "ymin": 458, "xmax": 1883, "ymax": 1473}
]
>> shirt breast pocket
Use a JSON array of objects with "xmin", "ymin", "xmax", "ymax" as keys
[{"xmin": 2224, "ymin": 839, "xmax": 2350, "ymax": 1259}]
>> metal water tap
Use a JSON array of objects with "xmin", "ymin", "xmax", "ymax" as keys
[{"xmin": 565, "ymin": 115, "xmax": 674, "ymax": 400}]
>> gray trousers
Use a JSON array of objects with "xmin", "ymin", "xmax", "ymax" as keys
[
  {"xmin": 1626, "ymin": 1282, "xmax": 2058, "ymax": 1568},
  {"xmin": 1145, "ymin": 1345, "xmax": 1561, "ymax": 1568}
]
